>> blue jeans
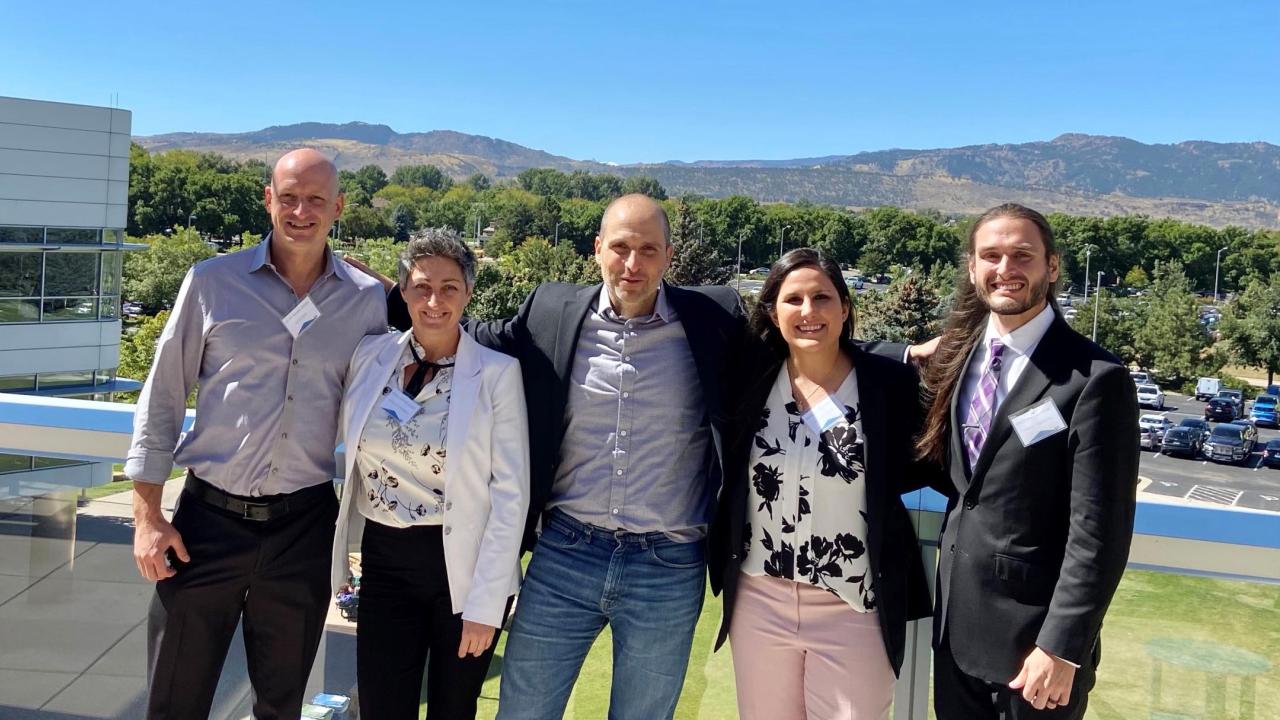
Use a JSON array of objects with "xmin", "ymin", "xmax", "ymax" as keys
[{"xmin": 496, "ymin": 509, "xmax": 706, "ymax": 720}]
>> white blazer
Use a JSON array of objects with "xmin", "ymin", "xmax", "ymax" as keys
[{"xmin": 330, "ymin": 329, "xmax": 530, "ymax": 628}]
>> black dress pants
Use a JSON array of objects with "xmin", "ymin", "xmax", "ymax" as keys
[
  {"xmin": 933, "ymin": 630, "xmax": 1096, "ymax": 720},
  {"xmin": 145, "ymin": 482, "xmax": 338, "ymax": 720},
  {"xmin": 357, "ymin": 520, "xmax": 509, "ymax": 720}
]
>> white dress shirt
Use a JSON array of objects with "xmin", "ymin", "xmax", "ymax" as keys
[{"xmin": 957, "ymin": 304, "xmax": 1056, "ymax": 419}]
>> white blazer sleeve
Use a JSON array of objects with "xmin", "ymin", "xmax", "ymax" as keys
[{"xmin": 461, "ymin": 358, "xmax": 531, "ymax": 627}]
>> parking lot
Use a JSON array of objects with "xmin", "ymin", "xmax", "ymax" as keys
[{"xmin": 1136, "ymin": 391, "xmax": 1280, "ymax": 513}]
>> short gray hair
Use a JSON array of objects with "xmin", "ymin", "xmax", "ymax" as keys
[{"xmin": 398, "ymin": 228, "xmax": 477, "ymax": 290}]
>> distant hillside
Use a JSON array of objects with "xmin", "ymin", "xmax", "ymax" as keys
[{"xmin": 135, "ymin": 124, "xmax": 1280, "ymax": 229}]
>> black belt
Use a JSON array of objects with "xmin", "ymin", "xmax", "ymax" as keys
[{"xmin": 184, "ymin": 472, "xmax": 330, "ymax": 522}]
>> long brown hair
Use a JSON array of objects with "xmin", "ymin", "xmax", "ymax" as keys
[
  {"xmin": 915, "ymin": 203, "xmax": 1059, "ymax": 463},
  {"xmin": 750, "ymin": 248, "xmax": 856, "ymax": 359}
]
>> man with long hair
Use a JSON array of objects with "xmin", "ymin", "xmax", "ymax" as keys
[{"xmin": 915, "ymin": 203, "xmax": 1138, "ymax": 719}]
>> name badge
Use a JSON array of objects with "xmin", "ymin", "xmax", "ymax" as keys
[
  {"xmin": 381, "ymin": 388, "xmax": 422, "ymax": 423},
  {"xmin": 802, "ymin": 393, "xmax": 846, "ymax": 435},
  {"xmin": 1008, "ymin": 397, "xmax": 1068, "ymax": 447},
  {"xmin": 281, "ymin": 296, "xmax": 321, "ymax": 338}
]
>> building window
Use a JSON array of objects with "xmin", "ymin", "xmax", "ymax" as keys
[
  {"xmin": 36, "ymin": 371, "xmax": 96, "ymax": 389},
  {"xmin": 0, "ymin": 375, "xmax": 36, "ymax": 391},
  {"xmin": 0, "ymin": 242, "xmax": 124, "ymax": 324},
  {"xmin": 0, "ymin": 227, "xmax": 44, "ymax": 244},
  {"xmin": 46, "ymin": 228, "xmax": 101, "ymax": 245}
]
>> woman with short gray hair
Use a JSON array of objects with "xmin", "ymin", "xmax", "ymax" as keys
[{"xmin": 332, "ymin": 228, "xmax": 529, "ymax": 719}]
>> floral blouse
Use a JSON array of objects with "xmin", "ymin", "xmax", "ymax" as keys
[
  {"xmin": 741, "ymin": 366, "xmax": 875, "ymax": 613},
  {"xmin": 355, "ymin": 340, "xmax": 454, "ymax": 527}
]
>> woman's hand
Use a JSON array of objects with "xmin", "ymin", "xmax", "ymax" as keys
[{"xmin": 458, "ymin": 619, "xmax": 498, "ymax": 658}]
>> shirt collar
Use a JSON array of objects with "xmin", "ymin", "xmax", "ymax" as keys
[
  {"xmin": 982, "ymin": 303, "xmax": 1055, "ymax": 358},
  {"xmin": 250, "ymin": 232, "xmax": 341, "ymax": 281},
  {"xmin": 595, "ymin": 282, "xmax": 673, "ymax": 323}
]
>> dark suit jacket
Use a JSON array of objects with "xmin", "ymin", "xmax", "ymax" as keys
[
  {"xmin": 931, "ymin": 315, "xmax": 1138, "ymax": 683},
  {"xmin": 708, "ymin": 338, "xmax": 934, "ymax": 675},
  {"xmin": 392, "ymin": 282, "xmax": 745, "ymax": 552}
]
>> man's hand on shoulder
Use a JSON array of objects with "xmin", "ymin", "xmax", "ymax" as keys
[
  {"xmin": 907, "ymin": 336, "xmax": 941, "ymax": 365},
  {"xmin": 342, "ymin": 255, "xmax": 395, "ymax": 292},
  {"xmin": 1008, "ymin": 646, "xmax": 1076, "ymax": 711}
]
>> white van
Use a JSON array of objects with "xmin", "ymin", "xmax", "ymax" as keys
[{"xmin": 1195, "ymin": 377, "xmax": 1221, "ymax": 401}]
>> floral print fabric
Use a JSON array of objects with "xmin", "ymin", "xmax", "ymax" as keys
[
  {"xmin": 355, "ymin": 343, "xmax": 454, "ymax": 527},
  {"xmin": 741, "ymin": 366, "xmax": 876, "ymax": 613}
]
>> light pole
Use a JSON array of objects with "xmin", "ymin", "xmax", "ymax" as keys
[
  {"xmin": 187, "ymin": 213, "xmax": 196, "ymax": 230},
  {"xmin": 1213, "ymin": 246, "xmax": 1228, "ymax": 304},
  {"xmin": 1092, "ymin": 271, "xmax": 1103, "ymax": 342},
  {"xmin": 554, "ymin": 221, "xmax": 563, "ymax": 247},
  {"xmin": 1083, "ymin": 246, "xmax": 1092, "ymax": 302},
  {"xmin": 779, "ymin": 225, "xmax": 791, "ymax": 260},
  {"xmin": 736, "ymin": 235, "xmax": 745, "ymax": 293}
]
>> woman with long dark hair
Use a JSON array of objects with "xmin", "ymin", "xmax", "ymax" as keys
[{"xmin": 709, "ymin": 248, "xmax": 933, "ymax": 719}]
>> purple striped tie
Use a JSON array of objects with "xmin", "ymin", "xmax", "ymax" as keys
[{"xmin": 963, "ymin": 339, "xmax": 1005, "ymax": 468}]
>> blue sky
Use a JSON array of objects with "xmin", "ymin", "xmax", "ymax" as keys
[{"xmin": 4, "ymin": 1, "xmax": 1277, "ymax": 163}]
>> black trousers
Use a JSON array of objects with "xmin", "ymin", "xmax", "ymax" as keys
[
  {"xmin": 933, "ymin": 631, "xmax": 1096, "ymax": 720},
  {"xmin": 357, "ymin": 520, "xmax": 509, "ymax": 720},
  {"xmin": 146, "ymin": 481, "xmax": 338, "ymax": 720}
]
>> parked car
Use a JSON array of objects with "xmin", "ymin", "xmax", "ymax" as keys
[
  {"xmin": 1177, "ymin": 418, "xmax": 1212, "ymax": 443},
  {"xmin": 1204, "ymin": 398, "xmax": 1238, "ymax": 422},
  {"xmin": 1063, "ymin": 307, "xmax": 1079, "ymax": 321},
  {"xmin": 1216, "ymin": 389, "xmax": 1244, "ymax": 413},
  {"xmin": 1136, "ymin": 384, "xmax": 1166, "ymax": 409},
  {"xmin": 1138, "ymin": 427, "xmax": 1161, "ymax": 452},
  {"xmin": 1057, "ymin": 293, "xmax": 1073, "ymax": 307},
  {"xmin": 1203, "ymin": 423, "xmax": 1256, "ymax": 465},
  {"xmin": 1159, "ymin": 426, "xmax": 1202, "ymax": 458},
  {"xmin": 1139, "ymin": 414, "xmax": 1173, "ymax": 440},
  {"xmin": 1263, "ymin": 439, "xmax": 1280, "ymax": 469},
  {"xmin": 749, "ymin": 267, "xmax": 770, "ymax": 275},
  {"xmin": 1130, "ymin": 371, "xmax": 1151, "ymax": 386},
  {"xmin": 1249, "ymin": 394, "xmax": 1278, "ymax": 428},
  {"xmin": 846, "ymin": 275, "xmax": 866, "ymax": 290},
  {"xmin": 1194, "ymin": 377, "xmax": 1221, "ymax": 401}
]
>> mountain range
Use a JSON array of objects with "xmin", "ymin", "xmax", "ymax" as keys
[{"xmin": 136, "ymin": 123, "xmax": 1280, "ymax": 229}]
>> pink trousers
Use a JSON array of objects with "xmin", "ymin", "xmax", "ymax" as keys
[{"xmin": 729, "ymin": 572, "xmax": 896, "ymax": 720}]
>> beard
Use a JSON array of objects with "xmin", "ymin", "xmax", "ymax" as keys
[{"xmin": 977, "ymin": 274, "xmax": 1051, "ymax": 316}]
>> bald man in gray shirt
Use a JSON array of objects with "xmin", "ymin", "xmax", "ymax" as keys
[{"xmin": 125, "ymin": 149, "xmax": 387, "ymax": 720}]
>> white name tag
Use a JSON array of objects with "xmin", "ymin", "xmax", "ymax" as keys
[
  {"xmin": 1008, "ymin": 397, "xmax": 1068, "ymax": 447},
  {"xmin": 381, "ymin": 388, "xmax": 422, "ymax": 423},
  {"xmin": 281, "ymin": 296, "xmax": 321, "ymax": 338},
  {"xmin": 802, "ymin": 393, "xmax": 846, "ymax": 435}
]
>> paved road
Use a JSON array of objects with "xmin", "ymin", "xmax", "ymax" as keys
[{"xmin": 1136, "ymin": 391, "xmax": 1280, "ymax": 513}]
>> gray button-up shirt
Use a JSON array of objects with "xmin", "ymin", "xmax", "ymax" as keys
[
  {"xmin": 124, "ymin": 236, "xmax": 388, "ymax": 496},
  {"xmin": 550, "ymin": 284, "xmax": 712, "ymax": 540}
]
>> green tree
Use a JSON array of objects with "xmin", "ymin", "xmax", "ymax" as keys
[
  {"xmin": 1124, "ymin": 265, "xmax": 1150, "ymax": 288},
  {"xmin": 1132, "ymin": 262, "xmax": 1219, "ymax": 384},
  {"xmin": 390, "ymin": 204, "xmax": 415, "ymax": 242},
  {"xmin": 390, "ymin": 164, "xmax": 453, "ymax": 191},
  {"xmin": 123, "ymin": 229, "xmax": 216, "ymax": 311},
  {"xmin": 341, "ymin": 204, "xmax": 393, "ymax": 241},
  {"xmin": 856, "ymin": 275, "xmax": 946, "ymax": 344},
  {"xmin": 469, "ymin": 238, "xmax": 598, "ymax": 319},
  {"xmin": 1219, "ymin": 276, "xmax": 1280, "ymax": 385},
  {"xmin": 621, "ymin": 175, "xmax": 668, "ymax": 200},
  {"xmin": 666, "ymin": 201, "xmax": 732, "ymax": 286},
  {"xmin": 465, "ymin": 173, "xmax": 491, "ymax": 192},
  {"xmin": 1068, "ymin": 291, "xmax": 1142, "ymax": 365}
]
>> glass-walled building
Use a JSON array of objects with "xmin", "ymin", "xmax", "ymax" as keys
[{"xmin": 0, "ymin": 96, "xmax": 139, "ymax": 499}]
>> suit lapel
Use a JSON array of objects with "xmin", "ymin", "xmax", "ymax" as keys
[
  {"xmin": 667, "ymin": 285, "xmax": 721, "ymax": 410},
  {"xmin": 948, "ymin": 339, "xmax": 983, "ymax": 492},
  {"xmin": 445, "ymin": 332, "xmax": 484, "ymax": 468},
  {"xmin": 966, "ymin": 319, "xmax": 1068, "ymax": 491},
  {"xmin": 851, "ymin": 347, "xmax": 887, "ymax": 552},
  {"xmin": 552, "ymin": 284, "xmax": 598, "ymax": 386},
  {"xmin": 347, "ymin": 333, "xmax": 413, "ymax": 473}
]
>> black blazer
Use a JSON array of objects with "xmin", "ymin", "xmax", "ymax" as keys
[
  {"xmin": 708, "ymin": 338, "xmax": 934, "ymax": 676},
  {"xmin": 933, "ymin": 316, "xmax": 1138, "ymax": 683},
  {"xmin": 392, "ymin": 282, "xmax": 745, "ymax": 552}
]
